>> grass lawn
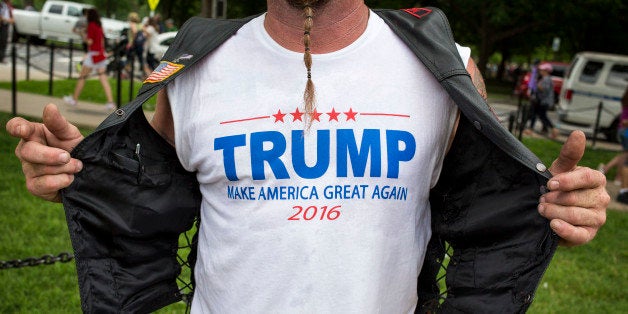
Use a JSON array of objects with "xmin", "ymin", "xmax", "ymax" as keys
[{"xmin": 0, "ymin": 110, "xmax": 626, "ymax": 312}]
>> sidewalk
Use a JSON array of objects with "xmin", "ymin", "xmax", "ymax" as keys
[{"xmin": 0, "ymin": 62, "xmax": 152, "ymax": 129}]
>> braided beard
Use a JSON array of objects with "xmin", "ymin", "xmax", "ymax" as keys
[{"xmin": 284, "ymin": 0, "xmax": 329, "ymax": 129}]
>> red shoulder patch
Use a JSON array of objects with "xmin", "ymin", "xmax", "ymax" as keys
[{"xmin": 402, "ymin": 8, "xmax": 432, "ymax": 19}]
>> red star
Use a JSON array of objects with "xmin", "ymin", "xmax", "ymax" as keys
[
  {"xmin": 291, "ymin": 108, "xmax": 304, "ymax": 122},
  {"xmin": 327, "ymin": 108, "xmax": 340, "ymax": 121},
  {"xmin": 272, "ymin": 109, "xmax": 286, "ymax": 123},
  {"xmin": 344, "ymin": 108, "xmax": 358, "ymax": 121},
  {"xmin": 309, "ymin": 109, "xmax": 322, "ymax": 122}
]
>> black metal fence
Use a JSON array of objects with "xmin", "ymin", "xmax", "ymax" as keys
[
  {"xmin": 507, "ymin": 95, "xmax": 613, "ymax": 148},
  {"xmin": 7, "ymin": 36, "xmax": 143, "ymax": 116}
]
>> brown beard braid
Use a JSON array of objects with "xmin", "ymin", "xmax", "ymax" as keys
[
  {"xmin": 302, "ymin": 4, "xmax": 316, "ymax": 128},
  {"xmin": 286, "ymin": 0, "xmax": 330, "ymax": 128}
]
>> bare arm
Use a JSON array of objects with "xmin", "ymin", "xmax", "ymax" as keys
[
  {"xmin": 468, "ymin": 58, "xmax": 488, "ymax": 100},
  {"xmin": 150, "ymin": 89, "xmax": 175, "ymax": 147}
]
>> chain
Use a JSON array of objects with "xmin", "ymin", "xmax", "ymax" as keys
[{"xmin": 0, "ymin": 252, "xmax": 74, "ymax": 270}]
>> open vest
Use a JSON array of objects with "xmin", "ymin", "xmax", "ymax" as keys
[{"xmin": 61, "ymin": 7, "xmax": 557, "ymax": 313}]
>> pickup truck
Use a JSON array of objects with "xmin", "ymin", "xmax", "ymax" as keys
[{"xmin": 13, "ymin": 0, "xmax": 128, "ymax": 44}]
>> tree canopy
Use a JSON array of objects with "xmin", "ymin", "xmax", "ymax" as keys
[{"xmin": 13, "ymin": 0, "xmax": 627, "ymax": 75}]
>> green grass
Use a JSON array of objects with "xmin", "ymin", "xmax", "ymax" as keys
[
  {"xmin": 0, "ymin": 78, "xmax": 157, "ymax": 111},
  {"xmin": 486, "ymin": 78, "xmax": 519, "ymax": 103},
  {"xmin": 529, "ymin": 211, "xmax": 627, "ymax": 313},
  {"xmin": 0, "ymin": 112, "xmax": 80, "ymax": 313},
  {"xmin": 0, "ymin": 109, "xmax": 625, "ymax": 312}
]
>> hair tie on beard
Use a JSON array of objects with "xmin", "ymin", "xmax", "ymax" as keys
[{"xmin": 304, "ymin": 30, "xmax": 310, "ymax": 35}]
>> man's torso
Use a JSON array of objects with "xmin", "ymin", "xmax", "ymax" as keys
[{"xmin": 168, "ymin": 12, "xmax": 465, "ymax": 313}]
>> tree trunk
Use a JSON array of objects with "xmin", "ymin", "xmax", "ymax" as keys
[
  {"xmin": 497, "ymin": 49, "xmax": 511, "ymax": 82},
  {"xmin": 477, "ymin": 34, "xmax": 492, "ymax": 78},
  {"xmin": 201, "ymin": 0, "xmax": 212, "ymax": 18}
]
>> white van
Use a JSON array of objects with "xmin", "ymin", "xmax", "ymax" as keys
[{"xmin": 557, "ymin": 52, "xmax": 628, "ymax": 140}]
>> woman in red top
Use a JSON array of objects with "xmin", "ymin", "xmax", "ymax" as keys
[{"xmin": 63, "ymin": 8, "xmax": 115, "ymax": 111}]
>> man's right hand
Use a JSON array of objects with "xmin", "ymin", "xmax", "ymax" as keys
[{"xmin": 5, "ymin": 104, "xmax": 85, "ymax": 203}]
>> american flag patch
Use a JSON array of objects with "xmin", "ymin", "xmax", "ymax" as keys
[{"xmin": 143, "ymin": 61, "xmax": 184, "ymax": 84}]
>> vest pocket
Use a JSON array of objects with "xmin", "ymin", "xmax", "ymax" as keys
[{"xmin": 110, "ymin": 148, "xmax": 172, "ymax": 187}]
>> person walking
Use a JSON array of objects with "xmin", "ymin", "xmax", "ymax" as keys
[
  {"xmin": 0, "ymin": 0, "xmax": 13, "ymax": 64},
  {"xmin": 6, "ymin": 1, "xmax": 608, "ymax": 312},
  {"xmin": 143, "ymin": 16, "xmax": 160, "ymax": 76},
  {"xmin": 124, "ymin": 12, "xmax": 146, "ymax": 79},
  {"xmin": 63, "ymin": 8, "xmax": 114, "ymax": 111},
  {"xmin": 72, "ymin": 8, "xmax": 88, "ymax": 72},
  {"xmin": 72, "ymin": 8, "xmax": 88, "ymax": 51},
  {"xmin": 534, "ymin": 62, "xmax": 559, "ymax": 138},
  {"xmin": 524, "ymin": 59, "xmax": 541, "ymax": 134},
  {"xmin": 613, "ymin": 86, "xmax": 628, "ymax": 203},
  {"xmin": 600, "ymin": 86, "xmax": 628, "ymax": 189}
]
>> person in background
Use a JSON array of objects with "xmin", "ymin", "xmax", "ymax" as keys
[
  {"xmin": 125, "ymin": 12, "xmax": 146, "ymax": 79},
  {"xmin": 613, "ymin": 86, "xmax": 628, "ymax": 204},
  {"xmin": 0, "ymin": 0, "xmax": 13, "ymax": 64},
  {"xmin": 153, "ymin": 12, "xmax": 165, "ymax": 33},
  {"xmin": 524, "ymin": 59, "xmax": 542, "ymax": 134},
  {"xmin": 164, "ymin": 18, "xmax": 177, "ymax": 32},
  {"xmin": 63, "ymin": 8, "xmax": 114, "ymax": 111},
  {"xmin": 534, "ymin": 62, "xmax": 559, "ymax": 138},
  {"xmin": 72, "ymin": 8, "xmax": 88, "ymax": 72},
  {"xmin": 24, "ymin": 0, "xmax": 35, "ymax": 11},
  {"xmin": 597, "ymin": 154, "xmax": 624, "ymax": 186},
  {"xmin": 72, "ymin": 8, "xmax": 88, "ymax": 52},
  {"xmin": 143, "ymin": 16, "xmax": 160, "ymax": 76}
]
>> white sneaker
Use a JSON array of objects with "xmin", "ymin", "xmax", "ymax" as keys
[
  {"xmin": 63, "ymin": 95, "xmax": 77, "ymax": 107},
  {"xmin": 105, "ymin": 102, "xmax": 116, "ymax": 111}
]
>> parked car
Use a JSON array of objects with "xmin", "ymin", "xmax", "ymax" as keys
[
  {"xmin": 12, "ymin": 0, "xmax": 127, "ymax": 44},
  {"xmin": 514, "ymin": 61, "xmax": 569, "ymax": 106},
  {"xmin": 150, "ymin": 31, "xmax": 177, "ymax": 60},
  {"xmin": 557, "ymin": 51, "xmax": 628, "ymax": 141}
]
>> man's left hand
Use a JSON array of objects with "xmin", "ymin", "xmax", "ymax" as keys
[{"xmin": 539, "ymin": 130, "xmax": 609, "ymax": 246}]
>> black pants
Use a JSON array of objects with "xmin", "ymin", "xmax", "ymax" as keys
[
  {"xmin": 0, "ymin": 24, "xmax": 9, "ymax": 62},
  {"xmin": 146, "ymin": 52, "xmax": 159, "ymax": 71},
  {"xmin": 529, "ymin": 101, "xmax": 554, "ymax": 131}
]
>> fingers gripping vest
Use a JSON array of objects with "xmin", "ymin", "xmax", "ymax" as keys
[{"xmin": 60, "ymin": 8, "xmax": 557, "ymax": 313}]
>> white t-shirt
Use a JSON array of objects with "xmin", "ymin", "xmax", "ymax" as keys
[{"xmin": 168, "ymin": 12, "xmax": 470, "ymax": 314}]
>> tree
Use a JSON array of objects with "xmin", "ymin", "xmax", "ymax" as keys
[
  {"xmin": 416, "ymin": 0, "xmax": 557, "ymax": 75},
  {"xmin": 406, "ymin": 0, "xmax": 627, "ymax": 78}
]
